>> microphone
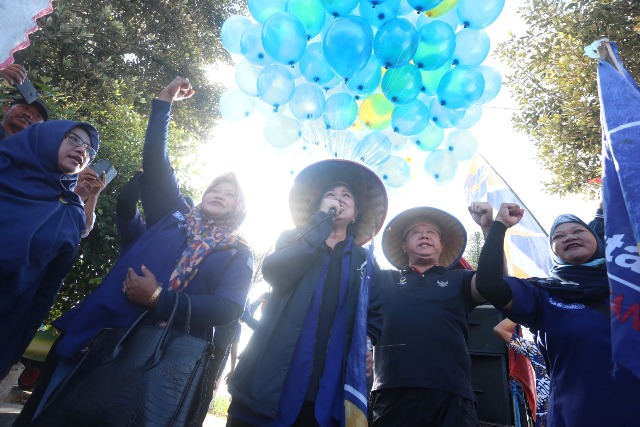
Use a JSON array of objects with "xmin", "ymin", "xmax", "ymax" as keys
[{"xmin": 328, "ymin": 207, "xmax": 337, "ymax": 218}]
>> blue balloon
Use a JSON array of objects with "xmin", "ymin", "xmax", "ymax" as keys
[
  {"xmin": 249, "ymin": 0, "xmax": 287, "ymax": 23},
  {"xmin": 377, "ymin": 155, "xmax": 410, "ymax": 187},
  {"xmin": 323, "ymin": 93, "xmax": 358, "ymax": 130},
  {"xmin": 382, "ymin": 63, "xmax": 422, "ymax": 104},
  {"xmin": 429, "ymin": 97, "xmax": 465, "ymax": 128},
  {"xmin": 299, "ymin": 42, "xmax": 336, "ymax": 85},
  {"xmin": 323, "ymin": 16, "xmax": 373, "ymax": 79},
  {"xmin": 451, "ymin": 29, "xmax": 490, "ymax": 66},
  {"xmin": 373, "ymin": 18, "xmax": 418, "ymax": 69},
  {"xmin": 325, "ymin": 129, "xmax": 359, "ymax": 158},
  {"xmin": 257, "ymin": 64, "xmax": 296, "ymax": 110},
  {"xmin": 363, "ymin": 0, "xmax": 390, "ymax": 5},
  {"xmin": 221, "ymin": 16, "xmax": 254, "ymax": 55},
  {"xmin": 262, "ymin": 13, "xmax": 308, "ymax": 65},
  {"xmin": 407, "ymin": 0, "xmax": 444, "ymax": 13},
  {"xmin": 476, "ymin": 65, "xmax": 502, "ymax": 104},
  {"xmin": 414, "ymin": 21, "xmax": 456, "ymax": 70},
  {"xmin": 354, "ymin": 132, "xmax": 392, "ymax": 166},
  {"xmin": 345, "ymin": 56, "xmax": 382, "ymax": 99},
  {"xmin": 264, "ymin": 115, "xmax": 301, "ymax": 148},
  {"xmin": 286, "ymin": 0, "xmax": 326, "ymax": 39},
  {"xmin": 219, "ymin": 88, "xmax": 256, "ymax": 122},
  {"xmin": 322, "ymin": 0, "xmax": 359, "ymax": 17},
  {"xmin": 359, "ymin": 0, "xmax": 401, "ymax": 28},
  {"xmin": 384, "ymin": 129, "xmax": 411, "ymax": 150},
  {"xmin": 235, "ymin": 60, "xmax": 262, "ymax": 96},
  {"xmin": 455, "ymin": 104, "xmax": 483, "ymax": 129},
  {"xmin": 391, "ymin": 99, "xmax": 431, "ymax": 136},
  {"xmin": 289, "ymin": 83, "xmax": 326, "ymax": 120},
  {"xmin": 423, "ymin": 149, "xmax": 458, "ymax": 183},
  {"xmin": 436, "ymin": 65, "xmax": 485, "ymax": 110},
  {"xmin": 241, "ymin": 24, "xmax": 275, "ymax": 66},
  {"xmin": 457, "ymin": 0, "xmax": 505, "ymax": 29},
  {"xmin": 445, "ymin": 129, "xmax": 478, "ymax": 160},
  {"xmin": 420, "ymin": 63, "xmax": 451, "ymax": 96},
  {"xmin": 398, "ymin": 0, "xmax": 415, "ymax": 15},
  {"xmin": 411, "ymin": 122, "xmax": 444, "ymax": 150}
]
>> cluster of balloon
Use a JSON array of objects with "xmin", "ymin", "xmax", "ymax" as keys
[{"xmin": 219, "ymin": 0, "xmax": 505, "ymax": 187}]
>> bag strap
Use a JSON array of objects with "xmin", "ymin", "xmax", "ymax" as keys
[
  {"xmin": 106, "ymin": 292, "xmax": 179, "ymax": 362},
  {"xmin": 183, "ymin": 293, "xmax": 192, "ymax": 334}
]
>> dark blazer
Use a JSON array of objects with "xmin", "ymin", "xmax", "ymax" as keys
[{"xmin": 229, "ymin": 212, "xmax": 383, "ymax": 418}]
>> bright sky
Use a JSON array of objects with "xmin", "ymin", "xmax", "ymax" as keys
[{"xmin": 201, "ymin": 1, "xmax": 599, "ymax": 398}]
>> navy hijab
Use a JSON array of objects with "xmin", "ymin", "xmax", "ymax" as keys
[
  {"xmin": 0, "ymin": 120, "xmax": 100, "ymax": 287},
  {"xmin": 530, "ymin": 214, "xmax": 609, "ymax": 303}
]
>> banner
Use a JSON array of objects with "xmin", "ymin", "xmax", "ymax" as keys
[
  {"xmin": 465, "ymin": 154, "xmax": 552, "ymax": 278},
  {"xmin": 595, "ymin": 40, "xmax": 640, "ymax": 379},
  {"xmin": 343, "ymin": 242, "xmax": 374, "ymax": 427}
]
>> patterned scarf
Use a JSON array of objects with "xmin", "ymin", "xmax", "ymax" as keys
[{"xmin": 169, "ymin": 178, "xmax": 247, "ymax": 291}]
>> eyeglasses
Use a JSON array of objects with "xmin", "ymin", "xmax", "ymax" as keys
[{"xmin": 65, "ymin": 132, "xmax": 97, "ymax": 160}]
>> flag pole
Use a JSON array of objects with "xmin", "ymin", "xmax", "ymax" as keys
[{"xmin": 477, "ymin": 152, "xmax": 550, "ymax": 237}]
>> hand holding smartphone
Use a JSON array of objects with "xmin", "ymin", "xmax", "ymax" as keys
[
  {"xmin": 91, "ymin": 159, "xmax": 118, "ymax": 187},
  {"xmin": 13, "ymin": 76, "xmax": 38, "ymax": 104}
]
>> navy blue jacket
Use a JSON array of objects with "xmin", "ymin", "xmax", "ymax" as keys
[
  {"xmin": 0, "ymin": 120, "xmax": 98, "ymax": 374},
  {"xmin": 54, "ymin": 100, "xmax": 253, "ymax": 359},
  {"xmin": 229, "ymin": 212, "xmax": 383, "ymax": 418}
]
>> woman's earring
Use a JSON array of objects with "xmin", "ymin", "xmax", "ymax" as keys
[{"xmin": 351, "ymin": 218, "xmax": 356, "ymax": 223}]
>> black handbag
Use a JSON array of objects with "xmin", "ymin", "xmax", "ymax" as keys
[{"xmin": 32, "ymin": 293, "xmax": 216, "ymax": 427}]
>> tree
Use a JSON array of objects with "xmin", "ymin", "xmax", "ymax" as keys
[
  {"xmin": 463, "ymin": 231, "xmax": 484, "ymax": 269},
  {"xmin": 495, "ymin": 0, "xmax": 640, "ymax": 198},
  {"xmin": 0, "ymin": 0, "xmax": 247, "ymax": 322},
  {"xmin": 251, "ymin": 247, "xmax": 273, "ymax": 286}
]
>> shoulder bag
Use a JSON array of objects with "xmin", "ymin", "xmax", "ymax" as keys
[{"xmin": 31, "ymin": 293, "xmax": 216, "ymax": 427}]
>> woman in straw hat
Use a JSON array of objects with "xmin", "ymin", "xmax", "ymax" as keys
[
  {"xmin": 474, "ymin": 202, "xmax": 640, "ymax": 427},
  {"xmin": 228, "ymin": 159, "xmax": 388, "ymax": 427},
  {"xmin": 371, "ymin": 206, "xmax": 488, "ymax": 427}
]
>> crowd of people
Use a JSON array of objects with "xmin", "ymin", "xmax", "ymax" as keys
[{"xmin": 1, "ymin": 56, "xmax": 639, "ymax": 427}]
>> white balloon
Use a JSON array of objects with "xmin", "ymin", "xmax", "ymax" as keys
[
  {"xmin": 219, "ymin": 88, "xmax": 256, "ymax": 122},
  {"xmin": 264, "ymin": 115, "xmax": 300, "ymax": 148}
]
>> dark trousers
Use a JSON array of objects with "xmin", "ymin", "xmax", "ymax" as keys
[
  {"xmin": 371, "ymin": 388, "xmax": 478, "ymax": 427},
  {"xmin": 227, "ymin": 401, "xmax": 321, "ymax": 427}
]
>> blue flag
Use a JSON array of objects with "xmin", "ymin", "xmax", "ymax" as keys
[{"xmin": 595, "ymin": 40, "xmax": 640, "ymax": 380}]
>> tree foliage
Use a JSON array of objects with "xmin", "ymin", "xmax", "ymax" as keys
[
  {"xmin": 495, "ymin": 0, "xmax": 640, "ymax": 197},
  {"xmin": 463, "ymin": 231, "xmax": 484, "ymax": 270},
  {"xmin": 1, "ymin": 0, "xmax": 247, "ymax": 322},
  {"xmin": 251, "ymin": 248, "xmax": 272, "ymax": 287}
]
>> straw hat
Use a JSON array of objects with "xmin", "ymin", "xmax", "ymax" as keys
[
  {"xmin": 382, "ymin": 206, "xmax": 467, "ymax": 269},
  {"xmin": 289, "ymin": 159, "xmax": 388, "ymax": 246}
]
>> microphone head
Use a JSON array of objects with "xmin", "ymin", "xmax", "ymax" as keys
[{"xmin": 328, "ymin": 207, "xmax": 337, "ymax": 218}]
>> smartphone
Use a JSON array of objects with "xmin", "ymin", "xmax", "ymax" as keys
[
  {"xmin": 91, "ymin": 159, "xmax": 118, "ymax": 186},
  {"xmin": 13, "ymin": 76, "xmax": 38, "ymax": 104}
]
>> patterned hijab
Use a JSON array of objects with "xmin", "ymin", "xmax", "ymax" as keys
[{"xmin": 169, "ymin": 172, "xmax": 247, "ymax": 291}]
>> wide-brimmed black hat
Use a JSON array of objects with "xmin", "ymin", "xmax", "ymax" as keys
[
  {"xmin": 289, "ymin": 159, "xmax": 388, "ymax": 246},
  {"xmin": 382, "ymin": 206, "xmax": 467, "ymax": 269}
]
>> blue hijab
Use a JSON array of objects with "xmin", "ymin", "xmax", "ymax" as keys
[
  {"xmin": 530, "ymin": 214, "xmax": 609, "ymax": 303},
  {"xmin": 0, "ymin": 120, "xmax": 99, "ymax": 290}
]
